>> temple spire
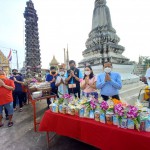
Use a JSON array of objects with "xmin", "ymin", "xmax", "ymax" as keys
[
  {"xmin": 24, "ymin": 0, "xmax": 41, "ymax": 77},
  {"xmin": 78, "ymin": 0, "xmax": 130, "ymax": 67},
  {"xmin": 66, "ymin": 44, "xmax": 69, "ymax": 70},
  {"xmin": 92, "ymin": 0, "xmax": 114, "ymax": 31}
]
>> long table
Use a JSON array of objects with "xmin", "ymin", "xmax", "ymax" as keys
[{"xmin": 39, "ymin": 110, "xmax": 150, "ymax": 150}]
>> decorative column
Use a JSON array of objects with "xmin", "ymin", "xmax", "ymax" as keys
[{"xmin": 24, "ymin": 0, "xmax": 41, "ymax": 77}]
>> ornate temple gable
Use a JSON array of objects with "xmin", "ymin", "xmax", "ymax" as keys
[
  {"xmin": 0, "ymin": 50, "xmax": 9, "ymax": 75},
  {"xmin": 0, "ymin": 50, "xmax": 9, "ymax": 64},
  {"xmin": 78, "ymin": 0, "xmax": 130, "ymax": 67}
]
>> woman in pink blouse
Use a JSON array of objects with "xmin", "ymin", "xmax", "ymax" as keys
[{"xmin": 80, "ymin": 65, "xmax": 98, "ymax": 98}]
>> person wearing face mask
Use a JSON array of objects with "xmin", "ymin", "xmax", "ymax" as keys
[
  {"xmin": 96, "ymin": 62, "xmax": 122, "ymax": 101},
  {"xmin": 55, "ymin": 67, "xmax": 68, "ymax": 97},
  {"xmin": 80, "ymin": 65, "xmax": 98, "ymax": 98},
  {"xmin": 46, "ymin": 66, "xmax": 59, "ymax": 108},
  {"xmin": 65, "ymin": 60, "xmax": 83, "ymax": 98},
  {"xmin": 10, "ymin": 69, "xmax": 24, "ymax": 112},
  {"xmin": 0, "ymin": 70, "xmax": 15, "ymax": 127}
]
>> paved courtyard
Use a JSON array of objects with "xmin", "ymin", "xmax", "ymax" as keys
[{"xmin": 0, "ymin": 101, "xmax": 98, "ymax": 150}]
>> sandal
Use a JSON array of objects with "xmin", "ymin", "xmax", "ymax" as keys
[
  {"xmin": 0, "ymin": 123, "xmax": 4, "ymax": 127},
  {"xmin": 8, "ymin": 122, "xmax": 13, "ymax": 127}
]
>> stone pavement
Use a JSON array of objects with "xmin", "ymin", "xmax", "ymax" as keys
[{"xmin": 0, "ymin": 101, "xmax": 98, "ymax": 150}]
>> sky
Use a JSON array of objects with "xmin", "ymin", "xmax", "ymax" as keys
[{"xmin": 0, "ymin": 0, "xmax": 150, "ymax": 69}]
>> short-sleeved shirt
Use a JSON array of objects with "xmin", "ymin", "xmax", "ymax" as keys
[
  {"xmin": 64, "ymin": 69, "xmax": 83, "ymax": 84},
  {"xmin": 10, "ymin": 75, "xmax": 23, "ymax": 92},
  {"xmin": 0, "ymin": 78, "xmax": 15, "ymax": 105},
  {"xmin": 81, "ymin": 76, "xmax": 97, "ymax": 93},
  {"xmin": 46, "ymin": 74, "xmax": 58, "ymax": 89},
  {"xmin": 55, "ymin": 76, "xmax": 68, "ymax": 96}
]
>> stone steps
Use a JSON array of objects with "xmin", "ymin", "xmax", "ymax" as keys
[{"xmin": 120, "ymin": 82, "xmax": 146, "ymax": 105}]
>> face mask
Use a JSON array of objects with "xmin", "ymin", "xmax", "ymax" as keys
[
  {"xmin": 0, "ymin": 75, "xmax": 6, "ymax": 80},
  {"xmin": 13, "ymin": 72, "xmax": 17, "ymax": 75},
  {"xmin": 104, "ymin": 67, "xmax": 111, "ymax": 73},
  {"xmin": 51, "ymin": 72, "xmax": 56, "ymax": 75},
  {"xmin": 59, "ymin": 72, "xmax": 65, "ymax": 76},
  {"xmin": 85, "ymin": 71, "xmax": 90, "ymax": 75},
  {"xmin": 70, "ymin": 66, "xmax": 75, "ymax": 70}
]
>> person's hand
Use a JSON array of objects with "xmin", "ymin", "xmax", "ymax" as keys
[
  {"xmin": 105, "ymin": 73, "xmax": 111, "ymax": 81},
  {"xmin": 70, "ymin": 70, "xmax": 75, "ymax": 77},
  {"xmin": 13, "ymin": 77, "xmax": 17, "ymax": 82},
  {"xmin": 51, "ymin": 77, "xmax": 56, "ymax": 83},
  {"xmin": 60, "ymin": 78, "xmax": 64, "ymax": 84},
  {"xmin": 0, "ymin": 79, "xmax": 5, "ymax": 87},
  {"xmin": 85, "ymin": 76, "xmax": 89, "ymax": 85}
]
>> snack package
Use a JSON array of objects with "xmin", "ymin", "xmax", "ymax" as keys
[
  {"xmin": 120, "ymin": 118, "xmax": 127, "ymax": 129},
  {"xmin": 75, "ymin": 108, "xmax": 79, "ymax": 116},
  {"xmin": 113, "ymin": 115, "xmax": 119, "ymax": 126},
  {"xmin": 70, "ymin": 109, "xmax": 75, "ymax": 115},
  {"xmin": 62, "ymin": 106, "xmax": 66, "ymax": 114},
  {"xmin": 127, "ymin": 119, "xmax": 135, "ymax": 129},
  {"xmin": 89, "ymin": 110, "xmax": 95, "ymax": 119},
  {"xmin": 94, "ymin": 112, "xmax": 100, "ymax": 121},
  {"xmin": 59, "ymin": 104, "xmax": 63, "ymax": 113},
  {"xmin": 51, "ymin": 103, "xmax": 58, "ymax": 113},
  {"xmin": 140, "ymin": 120, "xmax": 146, "ymax": 131},
  {"xmin": 100, "ymin": 113, "xmax": 106, "ymax": 123},
  {"xmin": 79, "ymin": 108, "xmax": 84, "ymax": 117},
  {"xmin": 145, "ymin": 120, "xmax": 150, "ymax": 132},
  {"xmin": 106, "ymin": 114, "xmax": 113, "ymax": 125}
]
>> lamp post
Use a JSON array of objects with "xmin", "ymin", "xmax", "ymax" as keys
[{"xmin": 12, "ymin": 49, "xmax": 19, "ymax": 70}]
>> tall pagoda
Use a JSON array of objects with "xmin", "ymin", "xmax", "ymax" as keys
[
  {"xmin": 24, "ymin": 0, "xmax": 41, "ymax": 77},
  {"xmin": 78, "ymin": 0, "xmax": 130, "ymax": 67}
]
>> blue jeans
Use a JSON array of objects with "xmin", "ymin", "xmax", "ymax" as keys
[{"xmin": 0, "ymin": 102, "xmax": 13, "ymax": 115}]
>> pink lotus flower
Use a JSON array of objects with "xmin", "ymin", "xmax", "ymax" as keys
[
  {"xmin": 114, "ymin": 104, "xmax": 125, "ymax": 117},
  {"xmin": 100, "ymin": 101, "xmax": 109, "ymax": 111},
  {"xmin": 127, "ymin": 105, "xmax": 139, "ymax": 119}
]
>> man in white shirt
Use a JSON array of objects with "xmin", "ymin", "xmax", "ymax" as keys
[{"xmin": 55, "ymin": 68, "xmax": 68, "ymax": 97}]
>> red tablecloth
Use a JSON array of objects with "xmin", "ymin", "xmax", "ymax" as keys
[{"xmin": 39, "ymin": 110, "xmax": 150, "ymax": 150}]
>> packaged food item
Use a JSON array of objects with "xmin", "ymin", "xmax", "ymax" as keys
[
  {"xmin": 106, "ymin": 114, "xmax": 113, "ymax": 125},
  {"xmin": 70, "ymin": 109, "xmax": 75, "ymax": 115},
  {"xmin": 145, "ymin": 120, "xmax": 150, "ymax": 132},
  {"xmin": 94, "ymin": 112, "xmax": 100, "ymax": 121},
  {"xmin": 79, "ymin": 108, "xmax": 84, "ymax": 117},
  {"xmin": 113, "ymin": 115, "xmax": 119, "ymax": 126},
  {"xmin": 84, "ymin": 108, "xmax": 89, "ymax": 118},
  {"xmin": 140, "ymin": 120, "xmax": 145, "ymax": 131},
  {"xmin": 127, "ymin": 119, "xmax": 135, "ymax": 129},
  {"xmin": 50, "ymin": 103, "xmax": 58, "ymax": 113},
  {"xmin": 100, "ymin": 113, "xmax": 106, "ymax": 123},
  {"xmin": 75, "ymin": 108, "xmax": 79, "ymax": 116},
  {"xmin": 89, "ymin": 110, "xmax": 95, "ymax": 119},
  {"xmin": 59, "ymin": 104, "xmax": 63, "ymax": 113},
  {"xmin": 120, "ymin": 118, "xmax": 127, "ymax": 129},
  {"xmin": 62, "ymin": 106, "xmax": 66, "ymax": 114}
]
